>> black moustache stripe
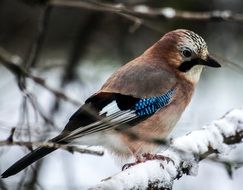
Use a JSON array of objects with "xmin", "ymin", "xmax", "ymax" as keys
[{"xmin": 178, "ymin": 59, "xmax": 201, "ymax": 72}]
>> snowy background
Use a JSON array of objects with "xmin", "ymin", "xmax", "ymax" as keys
[{"xmin": 1, "ymin": 0, "xmax": 243, "ymax": 189}]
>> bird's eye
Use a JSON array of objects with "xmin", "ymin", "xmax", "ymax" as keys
[{"xmin": 182, "ymin": 49, "xmax": 192, "ymax": 58}]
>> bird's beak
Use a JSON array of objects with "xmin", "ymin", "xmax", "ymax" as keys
[{"xmin": 202, "ymin": 55, "xmax": 221, "ymax": 68}]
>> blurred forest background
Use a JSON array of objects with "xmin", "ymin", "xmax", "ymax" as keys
[{"xmin": 0, "ymin": 0, "xmax": 243, "ymax": 189}]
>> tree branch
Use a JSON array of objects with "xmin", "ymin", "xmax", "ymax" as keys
[
  {"xmin": 49, "ymin": 0, "xmax": 243, "ymax": 22},
  {"xmin": 90, "ymin": 108, "xmax": 243, "ymax": 190},
  {"xmin": 25, "ymin": 4, "xmax": 52, "ymax": 69},
  {"xmin": 0, "ymin": 139, "xmax": 104, "ymax": 156},
  {"xmin": 0, "ymin": 47, "xmax": 81, "ymax": 106}
]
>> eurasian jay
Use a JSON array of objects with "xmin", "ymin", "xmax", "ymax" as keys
[{"xmin": 1, "ymin": 29, "xmax": 221, "ymax": 178}]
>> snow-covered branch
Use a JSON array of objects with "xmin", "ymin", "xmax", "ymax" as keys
[{"xmin": 90, "ymin": 109, "xmax": 243, "ymax": 190}]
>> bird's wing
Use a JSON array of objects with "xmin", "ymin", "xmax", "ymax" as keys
[
  {"xmin": 60, "ymin": 60, "xmax": 177, "ymax": 142},
  {"xmin": 99, "ymin": 57, "xmax": 177, "ymax": 97}
]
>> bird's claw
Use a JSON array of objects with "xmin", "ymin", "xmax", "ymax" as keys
[
  {"xmin": 122, "ymin": 162, "xmax": 137, "ymax": 171},
  {"xmin": 142, "ymin": 153, "xmax": 174, "ymax": 165},
  {"xmin": 122, "ymin": 153, "xmax": 174, "ymax": 171}
]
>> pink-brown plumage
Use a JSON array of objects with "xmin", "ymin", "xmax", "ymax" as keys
[{"xmin": 1, "ymin": 29, "xmax": 221, "ymax": 178}]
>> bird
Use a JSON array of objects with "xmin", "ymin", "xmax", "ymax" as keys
[{"xmin": 1, "ymin": 29, "xmax": 221, "ymax": 178}]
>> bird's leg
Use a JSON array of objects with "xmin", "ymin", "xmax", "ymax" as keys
[{"xmin": 122, "ymin": 153, "xmax": 174, "ymax": 171}]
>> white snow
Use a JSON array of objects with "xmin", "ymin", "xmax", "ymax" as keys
[
  {"xmin": 161, "ymin": 8, "xmax": 176, "ymax": 18},
  {"xmin": 91, "ymin": 109, "xmax": 243, "ymax": 189},
  {"xmin": 133, "ymin": 5, "xmax": 150, "ymax": 13},
  {"xmin": 172, "ymin": 109, "xmax": 243, "ymax": 155},
  {"xmin": 91, "ymin": 160, "xmax": 175, "ymax": 190}
]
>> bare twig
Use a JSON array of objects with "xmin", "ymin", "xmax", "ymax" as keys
[
  {"xmin": 1, "ymin": 122, "xmax": 103, "ymax": 157},
  {"xmin": 46, "ymin": 0, "xmax": 243, "ymax": 34},
  {"xmin": 25, "ymin": 4, "xmax": 52, "ymax": 69},
  {"xmin": 0, "ymin": 47, "xmax": 81, "ymax": 106},
  {"xmin": 49, "ymin": 0, "xmax": 243, "ymax": 22},
  {"xmin": 6, "ymin": 128, "xmax": 16, "ymax": 143},
  {"xmin": 0, "ymin": 139, "xmax": 104, "ymax": 156}
]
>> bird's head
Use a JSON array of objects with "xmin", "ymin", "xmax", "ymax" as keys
[{"xmin": 148, "ymin": 29, "xmax": 221, "ymax": 83}]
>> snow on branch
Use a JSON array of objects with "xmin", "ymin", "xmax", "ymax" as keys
[{"xmin": 90, "ymin": 108, "xmax": 243, "ymax": 190}]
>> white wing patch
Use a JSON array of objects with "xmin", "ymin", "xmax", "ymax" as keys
[
  {"xmin": 100, "ymin": 100, "xmax": 120, "ymax": 116},
  {"xmin": 100, "ymin": 100, "xmax": 137, "ymax": 123}
]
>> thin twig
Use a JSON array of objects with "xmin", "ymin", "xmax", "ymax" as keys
[
  {"xmin": 25, "ymin": 4, "xmax": 52, "ymax": 69},
  {"xmin": 0, "ymin": 140, "xmax": 104, "ymax": 156},
  {"xmin": 49, "ymin": 0, "xmax": 243, "ymax": 22},
  {"xmin": 0, "ymin": 47, "xmax": 81, "ymax": 106}
]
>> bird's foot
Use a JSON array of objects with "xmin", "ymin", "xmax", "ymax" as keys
[
  {"xmin": 141, "ymin": 153, "xmax": 174, "ymax": 164},
  {"xmin": 122, "ymin": 162, "xmax": 137, "ymax": 171},
  {"xmin": 122, "ymin": 155, "xmax": 143, "ymax": 171},
  {"xmin": 122, "ymin": 153, "xmax": 174, "ymax": 170}
]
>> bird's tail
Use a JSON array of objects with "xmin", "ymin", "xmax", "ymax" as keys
[{"xmin": 1, "ymin": 146, "xmax": 56, "ymax": 178}]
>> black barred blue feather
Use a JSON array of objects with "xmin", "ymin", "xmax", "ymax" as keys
[{"xmin": 134, "ymin": 88, "xmax": 175, "ymax": 116}]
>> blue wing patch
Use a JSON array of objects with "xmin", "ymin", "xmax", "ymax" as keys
[{"xmin": 134, "ymin": 88, "xmax": 175, "ymax": 116}]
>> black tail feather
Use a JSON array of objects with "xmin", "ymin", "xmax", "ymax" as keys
[{"xmin": 1, "ymin": 146, "xmax": 56, "ymax": 178}]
